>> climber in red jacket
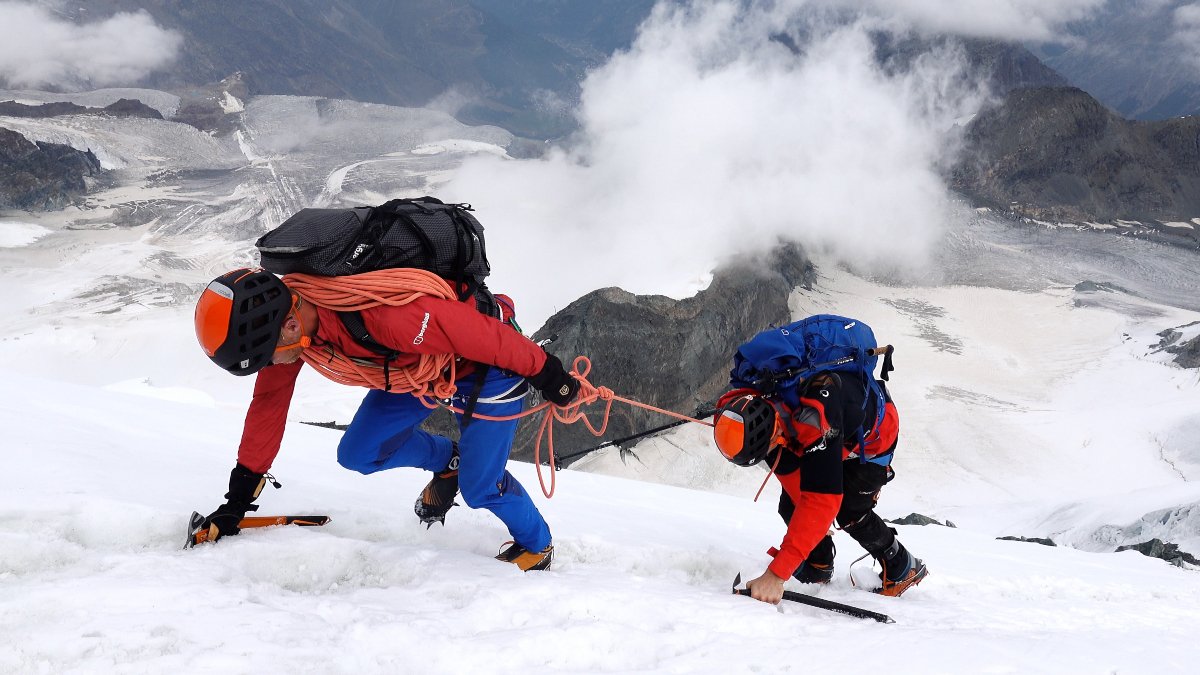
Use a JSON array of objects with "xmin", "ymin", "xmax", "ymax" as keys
[{"xmin": 192, "ymin": 268, "xmax": 580, "ymax": 571}]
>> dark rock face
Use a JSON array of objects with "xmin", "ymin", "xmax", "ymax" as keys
[
  {"xmin": 510, "ymin": 243, "xmax": 815, "ymax": 463},
  {"xmin": 1154, "ymin": 324, "xmax": 1200, "ymax": 369},
  {"xmin": 171, "ymin": 99, "xmax": 226, "ymax": 132},
  {"xmin": 951, "ymin": 86, "xmax": 1200, "ymax": 231},
  {"xmin": 0, "ymin": 101, "xmax": 88, "ymax": 117},
  {"xmin": 1170, "ymin": 336, "xmax": 1200, "ymax": 369},
  {"xmin": 0, "ymin": 98, "xmax": 163, "ymax": 119},
  {"xmin": 1116, "ymin": 539, "xmax": 1200, "ymax": 568},
  {"xmin": 100, "ymin": 98, "xmax": 164, "ymax": 119},
  {"xmin": 997, "ymin": 535, "xmax": 1057, "ymax": 546},
  {"xmin": 888, "ymin": 513, "xmax": 957, "ymax": 528},
  {"xmin": 0, "ymin": 127, "xmax": 102, "ymax": 210}
]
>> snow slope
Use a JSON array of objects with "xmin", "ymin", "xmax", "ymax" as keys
[
  {"xmin": 2, "ymin": 259, "xmax": 1200, "ymax": 673},
  {"xmin": 2, "ymin": 368, "xmax": 1199, "ymax": 674}
]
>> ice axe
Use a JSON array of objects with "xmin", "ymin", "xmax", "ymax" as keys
[
  {"xmin": 732, "ymin": 573, "xmax": 895, "ymax": 624},
  {"xmin": 551, "ymin": 406, "xmax": 718, "ymax": 468}
]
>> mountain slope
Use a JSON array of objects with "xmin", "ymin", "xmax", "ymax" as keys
[
  {"xmin": 952, "ymin": 86, "xmax": 1200, "ymax": 235},
  {"xmin": 1028, "ymin": 0, "xmax": 1200, "ymax": 120}
]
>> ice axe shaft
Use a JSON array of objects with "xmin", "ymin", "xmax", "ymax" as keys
[
  {"xmin": 732, "ymin": 573, "xmax": 895, "ymax": 624},
  {"xmin": 184, "ymin": 512, "xmax": 331, "ymax": 549},
  {"xmin": 552, "ymin": 407, "xmax": 717, "ymax": 468}
]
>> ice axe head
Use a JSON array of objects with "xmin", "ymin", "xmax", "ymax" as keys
[{"xmin": 732, "ymin": 573, "xmax": 750, "ymax": 597}]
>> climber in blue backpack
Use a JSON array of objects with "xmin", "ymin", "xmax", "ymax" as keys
[{"xmin": 712, "ymin": 315, "xmax": 928, "ymax": 603}]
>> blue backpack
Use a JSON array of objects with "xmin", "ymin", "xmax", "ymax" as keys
[{"xmin": 730, "ymin": 314, "xmax": 894, "ymax": 455}]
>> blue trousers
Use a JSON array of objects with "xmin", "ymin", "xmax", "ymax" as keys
[{"xmin": 336, "ymin": 368, "xmax": 551, "ymax": 551}]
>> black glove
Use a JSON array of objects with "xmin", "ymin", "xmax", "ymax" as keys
[
  {"xmin": 200, "ymin": 464, "xmax": 267, "ymax": 542},
  {"xmin": 528, "ymin": 353, "xmax": 580, "ymax": 406}
]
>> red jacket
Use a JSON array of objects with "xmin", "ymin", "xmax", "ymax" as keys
[
  {"xmin": 766, "ymin": 374, "xmax": 899, "ymax": 579},
  {"xmin": 236, "ymin": 293, "xmax": 547, "ymax": 473}
]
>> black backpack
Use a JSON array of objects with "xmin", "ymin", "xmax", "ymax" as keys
[
  {"xmin": 255, "ymin": 197, "xmax": 501, "ymax": 407},
  {"xmin": 255, "ymin": 196, "xmax": 491, "ymax": 302}
]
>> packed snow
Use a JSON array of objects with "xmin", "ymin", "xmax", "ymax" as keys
[
  {"xmin": 2, "ymin": 247, "xmax": 1199, "ymax": 672},
  {"xmin": 0, "ymin": 221, "xmax": 50, "ymax": 247}
]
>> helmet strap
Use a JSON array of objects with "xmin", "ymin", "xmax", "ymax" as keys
[
  {"xmin": 751, "ymin": 448, "xmax": 784, "ymax": 503},
  {"xmin": 273, "ymin": 293, "xmax": 312, "ymax": 353}
]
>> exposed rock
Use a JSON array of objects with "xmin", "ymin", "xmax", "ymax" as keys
[
  {"xmin": 997, "ymin": 535, "xmax": 1057, "ymax": 546},
  {"xmin": 0, "ymin": 98, "xmax": 162, "ymax": 119},
  {"xmin": 169, "ymin": 73, "xmax": 249, "ymax": 132},
  {"xmin": 100, "ymin": 98, "xmax": 164, "ymax": 119},
  {"xmin": 0, "ymin": 127, "xmax": 102, "ymax": 210},
  {"xmin": 887, "ymin": 513, "xmax": 956, "ymax": 528},
  {"xmin": 0, "ymin": 100, "xmax": 88, "ymax": 117},
  {"xmin": 510, "ymin": 243, "xmax": 815, "ymax": 463},
  {"xmin": 1073, "ymin": 280, "xmax": 1129, "ymax": 294},
  {"xmin": 1170, "ymin": 336, "xmax": 1200, "ymax": 369},
  {"xmin": 1154, "ymin": 324, "xmax": 1200, "ymax": 370},
  {"xmin": 171, "ymin": 98, "xmax": 227, "ymax": 132},
  {"xmin": 951, "ymin": 86, "xmax": 1200, "ymax": 238},
  {"xmin": 1115, "ymin": 539, "xmax": 1200, "ymax": 568}
]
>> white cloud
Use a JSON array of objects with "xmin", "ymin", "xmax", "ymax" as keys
[
  {"xmin": 1173, "ymin": 3, "xmax": 1200, "ymax": 71},
  {"xmin": 447, "ymin": 1, "xmax": 994, "ymax": 328},
  {"xmin": 822, "ymin": 0, "xmax": 1108, "ymax": 42},
  {"xmin": 0, "ymin": 2, "xmax": 181, "ymax": 89}
]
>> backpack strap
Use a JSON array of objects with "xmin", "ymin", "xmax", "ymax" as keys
[
  {"xmin": 338, "ymin": 299, "xmax": 501, "ymax": 420},
  {"xmin": 459, "ymin": 365, "xmax": 490, "ymax": 428},
  {"xmin": 337, "ymin": 311, "xmax": 401, "ymax": 392}
]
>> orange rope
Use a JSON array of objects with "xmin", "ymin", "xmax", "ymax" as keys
[
  {"xmin": 424, "ymin": 356, "xmax": 714, "ymax": 498},
  {"xmin": 280, "ymin": 270, "xmax": 715, "ymax": 499},
  {"xmin": 283, "ymin": 269, "xmax": 459, "ymax": 398}
]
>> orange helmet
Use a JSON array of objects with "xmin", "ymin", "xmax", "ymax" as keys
[
  {"xmin": 194, "ymin": 268, "xmax": 291, "ymax": 376},
  {"xmin": 713, "ymin": 393, "xmax": 783, "ymax": 467}
]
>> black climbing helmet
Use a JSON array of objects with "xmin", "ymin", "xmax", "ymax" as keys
[
  {"xmin": 713, "ymin": 392, "xmax": 782, "ymax": 467},
  {"xmin": 194, "ymin": 268, "xmax": 291, "ymax": 376}
]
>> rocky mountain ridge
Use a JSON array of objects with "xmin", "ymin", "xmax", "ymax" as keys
[
  {"xmin": 951, "ymin": 86, "xmax": 1200, "ymax": 247},
  {"xmin": 0, "ymin": 127, "xmax": 102, "ymax": 210},
  {"xmin": 0, "ymin": 99, "xmax": 163, "ymax": 120},
  {"xmin": 510, "ymin": 244, "xmax": 814, "ymax": 463}
]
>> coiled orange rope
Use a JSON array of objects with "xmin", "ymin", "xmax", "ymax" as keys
[
  {"xmin": 282, "ymin": 270, "xmax": 715, "ymax": 498},
  {"xmin": 283, "ymin": 269, "xmax": 459, "ymax": 398}
]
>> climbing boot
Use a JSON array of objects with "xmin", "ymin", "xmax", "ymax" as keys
[
  {"xmin": 793, "ymin": 561, "xmax": 834, "ymax": 585},
  {"xmin": 496, "ymin": 541, "xmax": 554, "ymax": 571},
  {"xmin": 792, "ymin": 534, "xmax": 835, "ymax": 584},
  {"xmin": 875, "ymin": 542, "xmax": 928, "ymax": 597},
  {"xmin": 414, "ymin": 447, "xmax": 459, "ymax": 528}
]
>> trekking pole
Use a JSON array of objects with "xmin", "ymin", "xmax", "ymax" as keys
[
  {"xmin": 552, "ymin": 406, "xmax": 717, "ymax": 469},
  {"xmin": 731, "ymin": 573, "xmax": 895, "ymax": 624}
]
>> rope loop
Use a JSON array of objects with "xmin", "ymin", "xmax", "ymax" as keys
[{"xmin": 284, "ymin": 270, "xmax": 459, "ymax": 395}]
